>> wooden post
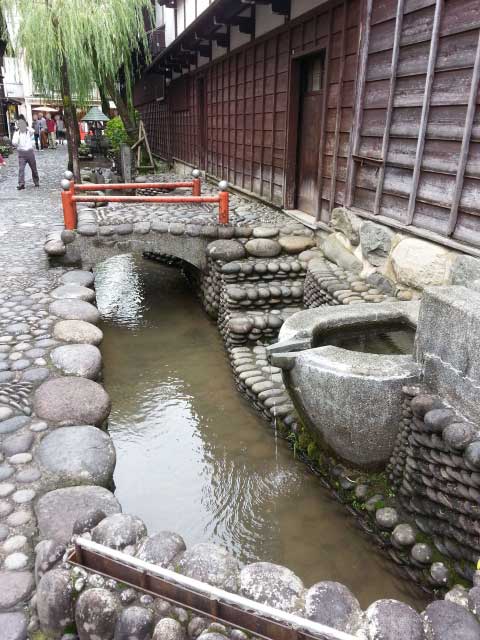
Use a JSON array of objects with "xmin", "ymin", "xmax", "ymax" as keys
[
  {"xmin": 61, "ymin": 189, "xmax": 77, "ymax": 230},
  {"xmin": 405, "ymin": 0, "xmax": 444, "ymax": 226},
  {"xmin": 373, "ymin": 0, "xmax": 405, "ymax": 215},
  {"xmin": 192, "ymin": 178, "xmax": 201, "ymax": 196},
  {"xmin": 314, "ymin": 8, "xmax": 334, "ymax": 223},
  {"xmin": 446, "ymin": 31, "xmax": 480, "ymax": 236},
  {"xmin": 219, "ymin": 190, "xmax": 229, "ymax": 224},
  {"xmin": 328, "ymin": 1, "xmax": 348, "ymax": 216},
  {"xmin": 344, "ymin": 0, "xmax": 373, "ymax": 208}
]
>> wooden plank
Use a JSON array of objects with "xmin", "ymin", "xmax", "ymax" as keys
[
  {"xmin": 366, "ymin": 30, "xmax": 480, "ymax": 82},
  {"xmin": 260, "ymin": 40, "xmax": 267, "ymax": 197},
  {"xmin": 70, "ymin": 542, "xmax": 358, "ymax": 640},
  {"xmin": 314, "ymin": 6, "xmax": 334, "ymax": 220},
  {"xmin": 374, "ymin": 0, "xmax": 404, "ymax": 214},
  {"xmin": 441, "ymin": 0, "xmax": 480, "ymax": 37},
  {"xmin": 249, "ymin": 43, "xmax": 256, "ymax": 192},
  {"xmin": 329, "ymin": 0, "xmax": 348, "ymax": 214},
  {"xmin": 270, "ymin": 34, "xmax": 279, "ymax": 202},
  {"xmin": 344, "ymin": 0, "xmax": 372, "ymax": 212},
  {"xmin": 372, "ymin": 0, "xmax": 435, "ymax": 25},
  {"xmin": 406, "ymin": 0, "xmax": 443, "ymax": 225},
  {"xmin": 359, "ymin": 137, "xmax": 477, "ymax": 175},
  {"xmin": 447, "ymin": 31, "xmax": 480, "ymax": 235}
]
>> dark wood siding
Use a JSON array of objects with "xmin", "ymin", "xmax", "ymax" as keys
[
  {"xmin": 138, "ymin": 0, "xmax": 480, "ymax": 250},
  {"xmin": 138, "ymin": 0, "xmax": 361, "ymax": 210},
  {"xmin": 350, "ymin": 0, "xmax": 480, "ymax": 246}
]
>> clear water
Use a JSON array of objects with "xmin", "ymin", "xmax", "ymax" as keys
[
  {"xmin": 95, "ymin": 254, "xmax": 427, "ymax": 610},
  {"xmin": 314, "ymin": 323, "xmax": 415, "ymax": 355}
]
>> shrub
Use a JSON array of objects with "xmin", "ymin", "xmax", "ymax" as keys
[{"xmin": 104, "ymin": 116, "xmax": 128, "ymax": 151}]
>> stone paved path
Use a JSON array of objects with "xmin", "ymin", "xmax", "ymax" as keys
[{"xmin": 0, "ymin": 147, "xmax": 70, "ymax": 635}]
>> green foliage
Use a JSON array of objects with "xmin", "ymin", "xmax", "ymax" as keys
[
  {"xmin": 105, "ymin": 116, "xmax": 128, "ymax": 151},
  {"xmin": 0, "ymin": 144, "xmax": 11, "ymax": 157},
  {"xmin": 307, "ymin": 441, "xmax": 318, "ymax": 459},
  {"xmin": 2, "ymin": 0, "xmax": 153, "ymax": 107}
]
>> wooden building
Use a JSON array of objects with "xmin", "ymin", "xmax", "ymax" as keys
[{"xmin": 136, "ymin": 0, "xmax": 480, "ymax": 253}]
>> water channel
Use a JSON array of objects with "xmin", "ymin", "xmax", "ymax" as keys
[{"xmin": 95, "ymin": 254, "xmax": 428, "ymax": 610}]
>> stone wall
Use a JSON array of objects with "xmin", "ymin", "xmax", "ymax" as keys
[
  {"xmin": 387, "ymin": 391, "xmax": 480, "ymax": 584},
  {"xmin": 325, "ymin": 208, "xmax": 480, "ymax": 299}
]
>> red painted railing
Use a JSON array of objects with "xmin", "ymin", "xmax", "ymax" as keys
[{"xmin": 60, "ymin": 170, "xmax": 229, "ymax": 230}]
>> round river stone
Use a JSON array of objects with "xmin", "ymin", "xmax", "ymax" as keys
[
  {"xmin": 50, "ymin": 284, "xmax": 95, "ymax": 303},
  {"xmin": 278, "ymin": 236, "xmax": 315, "ymax": 254},
  {"xmin": 91, "ymin": 513, "xmax": 147, "ymax": 550},
  {"xmin": 244, "ymin": 239, "xmax": 281, "ymax": 258},
  {"xmin": 35, "ymin": 485, "xmax": 121, "ymax": 543},
  {"xmin": 37, "ymin": 568, "xmax": 74, "ymax": 636},
  {"xmin": 423, "ymin": 600, "xmax": 480, "ymax": 639},
  {"xmin": 50, "ymin": 344, "xmax": 102, "ymax": 379},
  {"xmin": 0, "ymin": 571, "xmax": 34, "ymax": 609},
  {"xmin": 75, "ymin": 588, "xmax": 120, "ymax": 640},
  {"xmin": 49, "ymin": 299, "xmax": 100, "ymax": 324},
  {"xmin": 239, "ymin": 562, "xmax": 304, "ymax": 613},
  {"xmin": 206, "ymin": 240, "xmax": 246, "ymax": 262},
  {"xmin": 305, "ymin": 581, "xmax": 361, "ymax": 633},
  {"xmin": 53, "ymin": 320, "xmax": 103, "ymax": 346},
  {"xmin": 364, "ymin": 599, "xmax": 424, "ymax": 640},
  {"xmin": 135, "ymin": 531, "xmax": 186, "ymax": 567},
  {"xmin": 177, "ymin": 543, "xmax": 241, "ymax": 592},
  {"xmin": 33, "ymin": 377, "xmax": 111, "ymax": 426},
  {"xmin": 60, "ymin": 270, "xmax": 95, "ymax": 288},
  {"xmin": 36, "ymin": 426, "xmax": 116, "ymax": 488},
  {"xmin": 0, "ymin": 612, "xmax": 27, "ymax": 640}
]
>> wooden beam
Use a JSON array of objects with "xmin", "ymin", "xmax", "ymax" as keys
[
  {"xmin": 230, "ymin": 16, "xmax": 255, "ymax": 35},
  {"xmin": 329, "ymin": 0, "xmax": 348, "ymax": 215},
  {"xmin": 271, "ymin": 0, "xmax": 290, "ymax": 16},
  {"xmin": 446, "ymin": 31, "xmax": 480, "ymax": 237},
  {"xmin": 344, "ymin": 0, "xmax": 373, "ymax": 208},
  {"xmin": 260, "ymin": 40, "xmax": 267, "ymax": 198},
  {"xmin": 373, "ymin": 0, "xmax": 405, "ymax": 215},
  {"xmin": 314, "ymin": 8, "xmax": 333, "ymax": 223},
  {"xmin": 405, "ymin": 0, "xmax": 443, "ymax": 226},
  {"xmin": 269, "ymin": 34, "xmax": 279, "ymax": 203},
  {"xmin": 241, "ymin": 50, "xmax": 247, "ymax": 190}
]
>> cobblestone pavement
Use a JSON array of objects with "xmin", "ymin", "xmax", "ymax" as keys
[
  {"xmin": 0, "ymin": 147, "xmax": 70, "ymax": 634},
  {"xmin": 96, "ymin": 171, "xmax": 291, "ymax": 227}
]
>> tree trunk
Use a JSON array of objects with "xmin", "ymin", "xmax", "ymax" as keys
[
  {"xmin": 60, "ymin": 56, "xmax": 81, "ymax": 181},
  {"xmin": 98, "ymin": 85, "xmax": 110, "ymax": 118},
  {"xmin": 104, "ymin": 76, "xmax": 137, "ymax": 143}
]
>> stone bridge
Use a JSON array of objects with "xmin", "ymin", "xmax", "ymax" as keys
[{"xmin": 45, "ymin": 179, "xmax": 316, "ymax": 273}]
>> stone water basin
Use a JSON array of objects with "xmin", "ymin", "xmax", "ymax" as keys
[{"xmin": 267, "ymin": 302, "xmax": 421, "ymax": 469}]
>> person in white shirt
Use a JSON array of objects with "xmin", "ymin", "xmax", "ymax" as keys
[{"xmin": 12, "ymin": 117, "xmax": 39, "ymax": 190}]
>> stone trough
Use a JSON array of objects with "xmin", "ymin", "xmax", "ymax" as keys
[{"xmin": 267, "ymin": 302, "xmax": 421, "ymax": 469}]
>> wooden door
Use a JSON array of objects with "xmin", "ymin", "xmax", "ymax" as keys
[{"xmin": 296, "ymin": 54, "xmax": 324, "ymax": 216}]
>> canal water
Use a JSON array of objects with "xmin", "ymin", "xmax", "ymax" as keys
[{"xmin": 95, "ymin": 254, "xmax": 427, "ymax": 610}]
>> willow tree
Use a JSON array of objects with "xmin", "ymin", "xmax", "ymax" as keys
[{"xmin": 2, "ymin": 0, "xmax": 152, "ymax": 180}]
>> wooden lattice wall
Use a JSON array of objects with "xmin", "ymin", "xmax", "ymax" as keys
[
  {"xmin": 138, "ymin": 0, "xmax": 480, "ymax": 249},
  {"xmin": 350, "ymin": 0, "xmax": 480, "ymax": 246},
  {"xmin": 139, "ymin": 0, "xmax": 360, "ymax": 213}
]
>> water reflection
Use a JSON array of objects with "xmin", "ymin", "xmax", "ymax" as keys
[{"xmin": 95, "ymin": 254, "xmax": 428, "ymax": 609}]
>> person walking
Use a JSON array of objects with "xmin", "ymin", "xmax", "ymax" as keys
[
  {"xmin": 46, "ymin": 113, "xmax": 56, "ymax": 149},
  {"xmin": 12, "ymin": 118, "xmax": 39, "ymax": 190},
  {"xmin": 39, "ymin": 113, "xmax": 48, "ymax": 149},
  {"xmin": 55, "ymin": 114, "xmax": 65, "ymax": 145},
  {"xmin": 32, "ymin": 113, "xmax": 41, "ymax": 150}
]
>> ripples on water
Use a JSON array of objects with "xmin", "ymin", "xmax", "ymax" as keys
[{"xmin": 95, "ymin": 254, "xmax": 428, "ymax": 609}]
